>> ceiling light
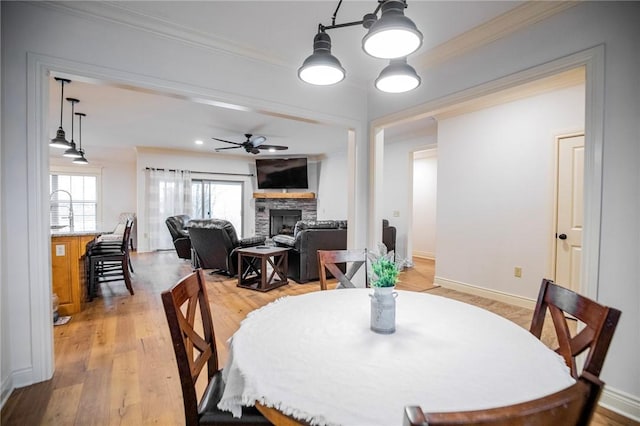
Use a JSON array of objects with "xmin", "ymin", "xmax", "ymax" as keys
[
  {"xmin": 63, "ymin": 98, "xmax": 82, "ymax": 158},
  {"xmin": 298, "ymin": 0, "xmax": 422, "ymax": 92},
  {"xmin": 375, "ymin": 58, "xmax": 421, "ymax": 93},
  {"xmin": 362, "ymin": 0, "xmax": 423, "ymax": 59},
  {"xmin": 50, "ymin": 77, "xmax": 72, "ymax": 149},
  {"xmin": 195, "ymin": 140, "xmax": 204, "ymax": 145},
  {"xmin": 298, "ymin": 31, "xmax": 345, "ymax": 86},
  {"xmin": 73, "ymin": 112, "xmax": 89, "ymax": 165}
]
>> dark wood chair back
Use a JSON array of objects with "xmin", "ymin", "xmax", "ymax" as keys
[
  {"xmin": 530, "ymin": 278, "xmax": 621, "ymax": 378},
  {"xmin": 161, "ymin": 269, "xmax": 268, "ymax": 425},
  {"xmin": 317, "ymin": 249, "xmax": 368, "ymax": 290},
  {"xmin": 404, "ymin": 371, "xmax": 604, "ymax": 426},
  {"xmin": 162, "ymin": 269, "xmax": 217, "ymax": 425}
]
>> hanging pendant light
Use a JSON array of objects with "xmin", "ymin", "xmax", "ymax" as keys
[
  {"xmin": 63, "ymin": 98, "xmax": 82, "ymax": 158},
  {"xmin": 73, "ymin": 112, "xmax": 89, "ymax": 165},
  {"xmin": 362, "ymin": 0, "xmax": 423, "ymax": 59},
  {"xmin": 375, "ymin": 57, "xmax": 421, "ymax": 93},
  {"xmin": 298, "ymin": 30, "xmax": 346, "ymax": 86},
  {"xmin": 50, "ymin": 77, "xmax": 73, "ymax": 149}
]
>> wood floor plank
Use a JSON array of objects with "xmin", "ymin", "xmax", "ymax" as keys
[{"xmin": 41, "ymin": 383, "xmax": 83, "ymax": 425}]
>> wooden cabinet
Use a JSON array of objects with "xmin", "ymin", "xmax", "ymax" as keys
[{"xmin": 51, "ymin": 233, "xmax": 97, "ymax": 315}]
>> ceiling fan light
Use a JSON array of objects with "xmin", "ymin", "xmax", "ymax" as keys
[
  {"xmin": 298, "ymin": 31, "xmax": 345, "ymax": 86},
  {"xmin": 362, "ymin": 0, "xmax": 423, "ymax": 59},
  {"xmin": 375, "ymin": 58, "xmax": 421, "ymax": 93}
]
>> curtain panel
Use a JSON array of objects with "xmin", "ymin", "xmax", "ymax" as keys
[{"xmin": 145, "ymin": 169, "xmax": 192, "ymax": 251}]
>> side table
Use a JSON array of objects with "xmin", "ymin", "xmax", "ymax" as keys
[{"xmin": 237, "ymin": 246, "xmax": 289, "ymax": 292}]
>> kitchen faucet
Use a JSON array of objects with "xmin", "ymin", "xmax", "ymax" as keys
[{"xmin": 49, "ymin": 189, "xmax": 74, "ymax": 231}]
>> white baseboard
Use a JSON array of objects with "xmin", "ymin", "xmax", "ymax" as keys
[
  {"xmin": 434, "ymin": 276, "xmax": 640, "ymax": 422},
  {"xmin": 599, "ymin": 384, "xmax": 640, "ymax": 422},
  {"xmin": 1, "ymin": 374, "xmax": 14, "ymax": 410},
  {"xmin": 412, "ymin": 251, "xmax": 435, "ymax": 260},
  {"xmin": 434, "ymin": 276, "xmax": 537, "ymax": 310}
]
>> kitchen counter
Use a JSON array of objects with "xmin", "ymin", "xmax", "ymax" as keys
[{"xmin": 51, "ymin": 232, "xmax": 101, "ymax": 315}]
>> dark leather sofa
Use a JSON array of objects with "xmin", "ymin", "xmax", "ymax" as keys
[
  {"xmin": 273, "ymin": 220, "xmax": 348, "ymax": 283},
  {"xmin": 188, "ymin": 219, "xmax": 265, "ymax": 276},
  {"xmin": 273, "ymin": 219, "xmax": 397, "ymax": 284},
  {"xmin": 165, "ymin": 214, "xmax": 192, "ymax": 259}
]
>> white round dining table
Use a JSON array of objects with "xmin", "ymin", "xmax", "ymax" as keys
[{"xmin": 218, "ymin": 289, "xmax": 574, "ymax": 426}]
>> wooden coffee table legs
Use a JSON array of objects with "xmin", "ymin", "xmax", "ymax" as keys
[{"xmin": 237, "ymin": 248, "xmax": 289, "ymax": 292}]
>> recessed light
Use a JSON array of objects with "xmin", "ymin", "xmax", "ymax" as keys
[{"xmin": 195, "ymin": 140, "xmax": 203, "ymax": 145}]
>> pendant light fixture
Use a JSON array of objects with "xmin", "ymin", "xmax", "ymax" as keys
[
  {"xmin": 50, "ymin": 77, "xmax": 73, "ymax": 149},
  {"xmin": 298, "ymin": 29, "xmax": 346, "ymax": 86},
  {"xmin": 73, "ymin": 112, "xmax": 89, "ymax": 165},
  {"xmin": 362, "ymin": 0, "xmax": 423, "ymax": 59},
  {"xmin": 63, "ymin": 98, "xmax": 82, "ymax": 158},
  {"xmin": 375, "ymin": 57, "xmax": 421, "ymax": 93},
  {"xmin": 298, "ymin": 0, "xmax": 422, "ymax": 93}
]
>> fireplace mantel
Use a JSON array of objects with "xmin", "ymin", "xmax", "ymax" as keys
[{"xmin": 253, "ymin": 192, "xmax": 316, "ymax": 199}]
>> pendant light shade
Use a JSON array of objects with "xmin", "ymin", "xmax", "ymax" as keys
[
  {"xmin": 63, "ymin": 98, "xmax": 82, "ymax": 158},
  {"xmin": 50, "ymin": 77, "xmax": 73, "ymax": 149},
  {"xmin": 362, "ymin": 0, "xmax": 423, "ymax": 59},
  {"xmin": 375, "ymin": 57, "xmax": 421, "ymax": 93},
  {"xmin": 73, "ymin": 112, "xmax": 89, "ymax": 165},
  {"xmin": 298, "ymin": 31, "xmax": 346, "ymax": 86}
]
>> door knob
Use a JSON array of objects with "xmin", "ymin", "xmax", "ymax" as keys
[{"xmin": 558, "ymin": 233, "xmax": 567, "ymax": 240}]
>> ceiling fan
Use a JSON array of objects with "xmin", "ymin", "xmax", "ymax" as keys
[{"xmin": 212, "ymin": 133, "xmax": 288, "ymax": 155}]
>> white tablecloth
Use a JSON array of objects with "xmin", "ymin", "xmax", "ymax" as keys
[{"xmin": 219, "ymin": 289, "xmax": 574, "ymax": 426}]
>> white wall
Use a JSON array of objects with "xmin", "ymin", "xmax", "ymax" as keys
[
  {"xmin": 316, "ymin": 150, "xmax": 348, "ymax": 220},
  {"xmin": 412, "ymin": 150, "xmax": 437, "ymax": 259},
  {"xmin": 436, "ymin": 84, "xmax": 585, "ymax": 299},
  {"xmin": 0, "ymin": 0, "xmax": 368, "ymax": 399},
  {"xmin": 382, "ymin": 136, "xmax": 436, "ymax": 260},
  {"xmin": 370, "ymin": 3, "xmax": 640, "ymax": 412}
]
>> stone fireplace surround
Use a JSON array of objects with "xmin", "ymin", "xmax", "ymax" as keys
[{"xmin": 254, "ymin": 193, "xmax": 317, "ymax": 238}]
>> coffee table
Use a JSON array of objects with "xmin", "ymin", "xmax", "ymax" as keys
[{"xmin": 236, "ymin": 246, "xmax": 289, "ymax": 292}]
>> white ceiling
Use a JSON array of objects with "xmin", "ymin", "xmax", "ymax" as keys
[{"xmin": 47, "ymin": 1, "xmax": 525, "ymax": 164}]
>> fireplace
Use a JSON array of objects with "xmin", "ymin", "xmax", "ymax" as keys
[{"xmin": 270, "ymin": 209, "xmax": 302, "ymax": 237}]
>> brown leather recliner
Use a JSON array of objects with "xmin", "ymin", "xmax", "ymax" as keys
[
  {"xmin": 188, "ymin": 219, "xmax": 265, "ymax": 276},
  {"xmin": 165, "ymin": 215, "xmax": 191, "ymax": 259}
]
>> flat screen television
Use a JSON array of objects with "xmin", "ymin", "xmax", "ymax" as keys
[{"xmin": 256, "ymin": 157, "xmax": 309, "ymax": 189}]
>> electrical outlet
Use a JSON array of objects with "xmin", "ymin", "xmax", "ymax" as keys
[
  {"xmin": 55, "ymin": 245, "xmax": 65, "ymax": 256},
  {"xmin": 514, "ymin": 267, "xmax": 522, "ymax": 278},
  {"xmin": 393, "ymin": 210, "xmax": 400, "ymax": 217}
]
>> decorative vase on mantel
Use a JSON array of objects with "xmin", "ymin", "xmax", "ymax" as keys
[{"xmin": 367, "ymin": 243, "xmax": 401, "ymax": 334}]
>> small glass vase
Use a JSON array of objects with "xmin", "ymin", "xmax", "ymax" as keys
[{"xmin": 369, "ymin": 286, "xmax": 398, "ymax": 334}]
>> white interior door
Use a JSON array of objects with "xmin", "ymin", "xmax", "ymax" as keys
[{"xmin": 555, "ymin": 134, "xmax": 584, "ymax": 292}]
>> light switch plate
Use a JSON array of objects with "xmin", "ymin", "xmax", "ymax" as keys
[{"xmin": 55, "ymin": 244, "xmax": 65, "ymax": 256}]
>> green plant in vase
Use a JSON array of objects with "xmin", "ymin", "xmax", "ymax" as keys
[{"xmin": 367, "ymin": 242, "xmax": 402, "ymax": 288}]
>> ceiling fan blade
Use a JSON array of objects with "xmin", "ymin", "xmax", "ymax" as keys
[
  {"xmin": 214, "ymin": 146, "xmax": 241, "ymax": 151},
  {"xmin": 212, "ymin": 137, "xmax": 243, "ymax": 146},
  {"xmin": 259, "ymin": 144, "xmax": 288, "ymax": 151},
  {"xmin": 250, "ymin": 136, "xmax": 267, "ymax": 147}
]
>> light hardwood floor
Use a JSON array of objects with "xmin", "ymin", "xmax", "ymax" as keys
[{"xmin": 1, "ymin": 253, "xmax": 633, "ymax": 425}]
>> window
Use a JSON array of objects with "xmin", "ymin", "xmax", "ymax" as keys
[
  {"xmin": 50, "ymin": 169, "xmax": 100, "ymax": 232},
  {"xmin": 191, "ymin": 180, "xmax": 243, "ymax": 236}
]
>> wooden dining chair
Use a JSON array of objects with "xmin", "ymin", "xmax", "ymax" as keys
[
  {"xmin": 403, "ymin": 371, "xmax": 604, "ymax": 426},
  {"xmin": 161, "ymin": 269, "xmax": 269, "ymax": 426},
  {"xmin": 86, "ymin": 218, "xmax": 135, "ymax": 300},
  {"xmin": 529, "ymin": 278, "xmax": 621, "ymax": 378},
  {"xmin": 317, "ymin": 249, "xmax": 368, "ymax": 290}
]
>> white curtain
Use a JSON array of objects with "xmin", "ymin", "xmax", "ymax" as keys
[{"xmin": 146, "ymin": 169, "xmax": 192, "ymax": 251}]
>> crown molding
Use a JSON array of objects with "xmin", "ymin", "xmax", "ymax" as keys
[
  {"xmin": 414, "ymin": 1, "xmax": 580, "ymax": 71},
  {"xmin": 39, "ymin": 1, "xmax": 288, "ymax": 67}
]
